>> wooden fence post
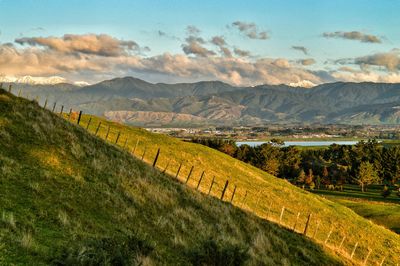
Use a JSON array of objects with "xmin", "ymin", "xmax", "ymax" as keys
[
  {"xmin": 379, "ymin": 256, "xmax": 386, "ymax": 266},
  {"xmin": 133, "ymin": 139, "xmax": 139, "ymax": 155},
  {"xmin": 86, "ymin": 117, "xmax": 92, "ymax": 130},
  {"xmin": 230, "ymin": 185, "xmax": 237, "ymax": 203},
  {"xmin": 175, "ymin": 163, "xmax": 182, "ymax": 179},
  {"xmin": 220, "ymin": 180, "xmax": 229, "ymax": 200},
  {"xmin": 279, "ymin": 206, "xmax": 285, "ymax": 225},
  {"xmin": 324, "ymin": 226, "xmax": 333, "ymax": 245},
  {"xmin": 208, "ymin": 176, "xmax": 215, "ymax": 195},
  {"xmin": 77, "ymin": 111, "xmax": 83, "ymax": 125},
  {"xmin": 95, "ymin": 122, "xmax": 102, "ymax": 136},
  {"xmin": 8, "ymin": 84, "xmax": 12, "ymax": 93},
  {"xmin": 152, "ymin": 148, "xmax": 160, "ymax": 167},
  {"xmin": 105, "ymin": 126, "xmax": 111, "ymax": 140},
  {"xmin": 313, "ymin": 220, "xmax": 320, "ymax": 239},
  {"xmin": 18, "ymin": 90, "xmax": 22, "ymax": 97},
  {"xmin": 60, "ymin": 105, "xmax": 64, "ymax": 115},
  {"xmin": 43, "ymin": 98, "xmax": 48, "ymax": 109},
  {"xmin": 141, "ymin": 146, "xmax": 147, "ymax": 161},
  {"xmin": 293, "ymin": 212, "xmax": 300, "ymax": 231},
  {"xmin": 303, "ymin": 213, "xmax": 312, "ymax": 236},
  {"xmin": 363, "ymin": 249, "xmax": 372, "ymax": 266},
  {"xmin": 52, "ymin": 102, "xmax": 57, "ymax": 112},
  {"xmin": 196, "ymin": 171, "xmax": 205, "ymax": 190},
  {"xmin": 185, "ymin": 166, "xmax": 194, "ymax": 184},
  {"xmin": 35, "ymin": 95, "xmax": 39, "ymax": 102},
  {"xmin": 241, "ymin": 190, "xmax": 248, "ymax": 207},
  {"xmin": 339, "ymin": 236, "xmax": 346, "ymax": 249},
  {"xmin": 162, "ymin": 159, "xmax": 171, "ymax": 173},
  {"xmin": 350, "ymin": 242, "xmax": 359, "ymax": 259},
  {"xmin": 68, "ymin": 108, "xmax": 73, "ymax": 121},
  {"xmin": 115, "ymin": 131, "xmax": 121, "ymax": 144}
]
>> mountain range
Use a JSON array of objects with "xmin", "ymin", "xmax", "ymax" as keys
[{"xmin": 7, "ymin": 77, "xmax": 400, "ymax": 126}]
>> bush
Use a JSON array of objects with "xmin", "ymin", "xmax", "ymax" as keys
[
  {"xmin": 187, "ymin": 238, "xmax": 249, "ymax": 266},
  {"xmin": 381, "ymin": 185, "xmax": 391, "ymax": 198}
]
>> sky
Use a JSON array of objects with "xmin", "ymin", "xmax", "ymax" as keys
[{"xmin": 1, "ymin": 0, "xmax": 400, "ymax": 86}]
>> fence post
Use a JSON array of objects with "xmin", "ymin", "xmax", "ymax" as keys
[
  {"xmin": 115, "ymin": 131, "xmax": 121, "ymax": 144},
  {"xmin": 220, "ymin": 180, "xmax": 229, "ymax": 200},
  {"xmin": 95, "ymin": 122, "xmax": 102, "ymax": 136},
  {"xmin": 18, "ymin": 90, "xmax": 22, "ymax": 97},
  {"xmin": 185, "ymin": 166, "xmax": 194, "ymax": 184},
  {"xmin": 86, "ymin": 117, "xmax": 92, "ymax": 130},
  {"xmin": 293, "ymin": 212, "xmax": 300, "ymax": 231},
  {"xmin": 152, "ymin": 148, "xmax": 160, "ymax": 167},
  {"xmin": 133, "ymin": 139, "xmax": 139, "ymax": 155},
  {"xmin": 279, "ymin": 206, "xmax": 285, "ymax": 225},
  {"xmin": 312, "ymin": 220, "xmax": 320, "ymax": 239},
  {"xmin": 175, "ymin": 163, "xmax": 182, "ymax": 179},
  {"xmin": 303, "ymin": 213, "xmax": 312, "ymax": 236},
  {"xmin": 363, "ymin": 249, "xmax": 372, "ymax": 266},
  {"xmin": 230, "ymin": 185, "xmax": 237, "ymax": 203},
  {"xmin": 208, "ymin": 176, "xmax": 215, "ymax": 195},
  {"xmin": 324, "ymin": 226, "xmax": 333, "ymax": 245},
  {"xmin": 379, "ymin": 256, "xmax": 386, "ymax": 266},
  {"xmin": 60, "ymin": 105, "xmax": 64, "ymax": 115},
  {"xmin": 77, "ymin": 111, "xmax": 83, "ymax": 125},
  {"xmin": 339, "ymin": 236, "xmax": 346, "ymax": 249},
  {"xmin": 68, "ymin": 108, "xmax": 73, "ymax": 121},
  {"xmin": 105, "ymin": 126, "xmax": 111, "ymax": 140},
  {"xmin": 350, "ymin": 242, "xmax": 358, "ymax": 259},
  {"xmin": 35, "ymin": 95, "xmax": 39, "ymax": 102},
  {"xmin": 43, "ymin": 98, "xmax": 48, "ymax": 109},
  {"xmin": 241, "ymin": 190, "xmax": 248, "ymax": 207},
  {"xmin": 8, "ymin": 84, "xmax": 12, "ymax": 93},
  {"xmin": 196, "ymin": 171, "xmax": 205, "ymax": 190},
  {"xmin": 52, "ymin": 102, "xmax": 57, "ymax": 112},
  {"xmin": 141, "ymin": 146, "xmax": 147, "ymax": 161},
  {"xmin": 162, "ymin": 159, "xmax": 171, "ymax": 173}
]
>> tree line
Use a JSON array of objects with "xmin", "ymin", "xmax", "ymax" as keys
[{"xmin": 190, "ymin": 138, "xmax": 400, "ymax": 196}]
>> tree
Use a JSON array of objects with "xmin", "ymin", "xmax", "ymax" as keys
[
  {"xmin": 296, "ymin": 169, "xmax": 306, "ymax": 188},
  {"xmin": 356, "ymin": 162, "xmax": 381, "ymax": 192}
]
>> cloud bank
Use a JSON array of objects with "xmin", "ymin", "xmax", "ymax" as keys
[{"xmin": 323, "ymin": 31, "xmax": 382, "ymax": 43}]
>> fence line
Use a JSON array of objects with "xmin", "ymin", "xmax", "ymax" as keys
[{"xmin": 8, "ymin": 88, "xmax": 395, "ymax": 266}]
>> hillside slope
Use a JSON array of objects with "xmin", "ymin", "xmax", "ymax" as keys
[
  {"xmin": 0, "ymin": 89, "xmax": 345, "ymax": 265},
  {"xmin": 77, "ymin": 116, "xmax": 400, "ymax": 263}
]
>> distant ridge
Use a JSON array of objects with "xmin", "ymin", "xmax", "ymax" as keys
[{"xmin": 5, "ymin": 77, "xmax": 400, "ymax": 125}]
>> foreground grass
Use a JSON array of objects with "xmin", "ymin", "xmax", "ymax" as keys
[
  {"xmin": 0, "ymin": 90, "xmax": 345, "ymax": 265},
  {"xmin": 72, "ymin": 116, "xmax": 400, "ymax": 264}
]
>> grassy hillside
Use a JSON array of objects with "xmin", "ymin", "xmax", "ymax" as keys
[
  {"xmin": 0, "ymin": 90, "xmax": 347, "ymax": 264},
  {"xmin": 74, "ymin": 116, "xmax": 400, "ymax": 264}
]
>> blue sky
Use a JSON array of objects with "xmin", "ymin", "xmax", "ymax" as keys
[{"xmin": 1, "ymin": 0, "xmax": 400, "ymax": 86}]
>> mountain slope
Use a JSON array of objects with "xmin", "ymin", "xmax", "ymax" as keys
[
  {"xmin": 10, "ymin": 78, "xmax": 400, "ymax": 125},
  {"xmin": 0, "ymin": 89, "xmax": 345, "ymax": 265}
]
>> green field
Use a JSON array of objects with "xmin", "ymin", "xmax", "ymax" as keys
[{"xmin": 308, "ymin": 184, "xmax": 400, "ymax": 235}]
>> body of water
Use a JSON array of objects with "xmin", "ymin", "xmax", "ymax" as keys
[{"xmin": 236, "ymin": 140, "xmax": 359, "ymax": 147}]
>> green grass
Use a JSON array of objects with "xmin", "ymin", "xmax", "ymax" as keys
[
  {"xmin": 72, "ymin": 117, "xmax": 400, "ymax": 264},
  {"xmin": 0, "ymin": 90, "xmax": 347, "ymax": 265},
  {"xmin": 330, "ymin": 199, "xmax": 400, "ymax": 234},
  {"xmin": 307, "ymin": 184, "xmax": 400, "ymax": 235}
]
